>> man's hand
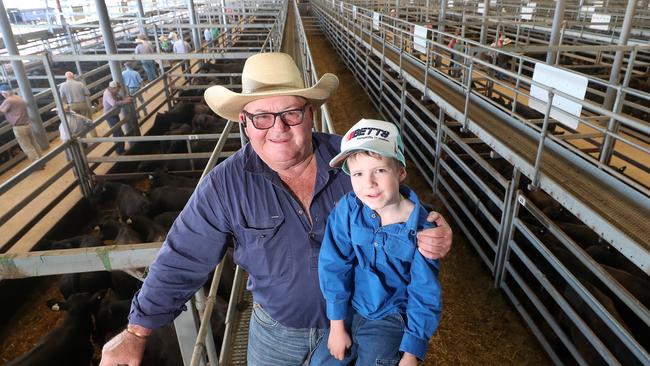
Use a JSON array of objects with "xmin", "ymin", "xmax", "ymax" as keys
[
  {"xmin": 99, "ymin": 326, "xmax": 149, "ymax": 366},
  {"xmin": 416, "ymin": 211, "xmax": 452, "ymax": 260},
  {"xmin": 328, "ymin": 320, "xmax": 352, "ymax": 361},
  {"xmin": 399, "ymin": 352, "xmax": 418, "ymax": 366}
]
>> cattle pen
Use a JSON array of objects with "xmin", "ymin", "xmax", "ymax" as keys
[{"xmin": 0, "ymin": 0, "xmax": 649, "ymax": 365}]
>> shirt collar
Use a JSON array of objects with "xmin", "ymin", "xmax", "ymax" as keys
[{"xmin": 358, "ymin": 186, "xmax": 422, "ymax": 233}]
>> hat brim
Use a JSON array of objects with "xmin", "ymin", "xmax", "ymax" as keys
[{"xmin": 204, "ymin": 73, "xmax": 339, "ymax": 121}]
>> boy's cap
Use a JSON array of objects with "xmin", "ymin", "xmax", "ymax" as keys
[{"xmin": 330, "ymin": 119, "xmax": 406, "ymax": 174}]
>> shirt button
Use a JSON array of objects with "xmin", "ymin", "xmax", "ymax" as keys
[
  {"xmin": 298, "ymin": 209, "xmax": 303, "ymax": 215},
  {"xmin": 310, "ymin": 233, "xmax": 316, "ymax": 239},
  {"xmin": 374, "ymin": 242, "xmax": 379, "ymax": 247},
  {"xmin": 371, "ymin": 213, "xmax": 377, "ymax": 219}
]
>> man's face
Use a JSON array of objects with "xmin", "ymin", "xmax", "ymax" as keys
[{"xmin": 241, "ymin": 96, "xmax": 314, "ymax": 167}]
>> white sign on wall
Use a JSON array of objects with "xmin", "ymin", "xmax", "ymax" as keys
[
  {"xmin": 373, "ymin": 12, "xmax": 380, "ymax": 30},
  {"xmin": 413, "ymin": 25, "xmax": 429, "ymax": 54},
  {"xmin": 478, "ymin": 3, "xmax": 485, "ymax": 14},
  {"xmin": 521, "ymin": 2, "xmax": 536, "ymax": 20},
  {"xmin": 590, "ymin": 13, "xmax": 611, "ymax": 30},
  {"xmin": 529, "ymin": 63, "xmax": 588, "ymax": 129},
  {"xmin": 352, "ymin": 5, "xmax": 357, "ymax": 19}
]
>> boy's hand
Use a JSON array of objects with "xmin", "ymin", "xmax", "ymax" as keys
[
  {"xmin": 328, "ymin": 320, "xmax": 351, "ymax": 361},
  {"xmin": 417, "ymin": 211, "xmax": 452, "ymax": 259},
  {"xmin": 399, "ymin": 352, "xmax": 418, "ymax": 366}
]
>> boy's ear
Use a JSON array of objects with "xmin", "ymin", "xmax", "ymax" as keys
[{"xmin": 399, "ymin": 165, "xmax": 407, "ymax": 182}]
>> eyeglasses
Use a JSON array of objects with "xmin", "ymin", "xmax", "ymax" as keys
[{"xmin": 242, "ymin": 104, "xmax": 309, "ymax": 130}]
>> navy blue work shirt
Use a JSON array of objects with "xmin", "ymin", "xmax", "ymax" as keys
[{"xmin": 129, "ymin": 132, "xmax": 351, "ymax": 329}]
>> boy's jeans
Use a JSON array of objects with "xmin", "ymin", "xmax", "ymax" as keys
[
  {"xmin": 310, "ymin": 311, "xmax": 403, "ymax": 366},
  {"xmin": 248, "ymin": 303, "xmax": 324, "ymax": 366}
]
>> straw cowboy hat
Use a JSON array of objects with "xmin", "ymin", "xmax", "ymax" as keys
[{"xmin": 204, "ymin": 53, "xmax": 339, "ymax": 122}]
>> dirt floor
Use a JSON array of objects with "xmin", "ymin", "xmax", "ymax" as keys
[{"xmin": 307, "ymin": 31, "xmax": 550, "ymax": 365}]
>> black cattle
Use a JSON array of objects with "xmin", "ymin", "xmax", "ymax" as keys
[
  {"xmin": 110, "ymin": 270, "xmax": 143, "ymax": 301},
  {"xmin": 48, "ymin": 234, "xmax": 103, "ymax": 250},
  {"xmin": 6, "ymin": 291, "xmax": 104, "ymax": 366},
  {"xmin": 153, "ymin": 211, "xmax": 181, "ymax": 230},
  {"xmin": 148, "ymin": 169, "xmax": 199, "ymax": 188},
  {"xmin": 150, "ymin": 186, "xmax": 195, "ymax": 213},
  {"xmin": 562, "ymin": 280, "xmax": 637, "ymax": 366},
  {"xmin": 47, "ymin": 234, "xmax": 112, "ymax": 299},
  {"xmin": 192, "ymin": 114, "xmax": 226, "ymax": 133},
  {"xmin": 92, "ymin": 181, "xmax": 151, "ymax": 220},
  {"xmin": 161, "ymin": 123, "xmax": 193, "ymax": 154},
  {"xmin": 93, "ymin": 288, "xmax": 131, "ymax": 344},
  {"xmin": 586, "ymin": 245, "xmax": 648, "ymax": 279},
  {"xmin": 129, "ymin": 214, "xmax": 167, "ymax": 242}
]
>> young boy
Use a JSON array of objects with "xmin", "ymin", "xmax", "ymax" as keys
[{"xmin": 311, "ymin": 119, "xmax": 442, "ymax": 366}]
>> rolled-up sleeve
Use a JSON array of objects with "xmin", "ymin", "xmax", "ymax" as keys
[
  {"xmin": 318, "ymin": 196, "xmax": 355, "ymax": 321},
  {"xmin": 129, "ymin": 170, "xmax": 232, "ymax": 329}
]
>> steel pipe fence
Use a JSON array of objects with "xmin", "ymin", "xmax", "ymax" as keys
[{"xmin": 314, "ymin": 2, "xmax": 649, "ymax": 364}]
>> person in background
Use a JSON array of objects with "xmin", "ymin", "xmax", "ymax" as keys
[
  {"xmin": 204, "ymin": 27, "xmax": 213, "ymax": 45},
  {"xmin": 59, "ymin": 71, "xmax": 97, "ymax": 137},
  {"xmin": 122, "ymin": 62, "xmax": 145, "ymax": 115},
  {"xmin": 159, "ymin": 35, "xmax": 171, "ymax": 53},
  {"xmin": 172, "ymin": 33, "xmax": 192, "ymax": 76},
  {"xmin": 311, "ymin": 119, "xmax": 442, "ymax": 366},
  {"xmin": 102, "ymin": 81, "xmax": 132, "ymax": 155},
  {"xmin": 134, "ymin": 35, "xmax": 158, "ymax": 82},
  {"xmin": 0, "ymin": 86, "xmax": 44, "ymax": 167}
]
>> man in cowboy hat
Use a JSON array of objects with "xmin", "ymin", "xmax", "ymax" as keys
[
  {"xmin": 134, "ymin": 35, "xmax": 158, "ymax": 82},
  {"xmin": 100, "ymin": 52, "xmax": 452, "ymax": 366}
]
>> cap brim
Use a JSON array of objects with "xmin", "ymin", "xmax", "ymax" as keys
[{"xmin": 204, "ymin": 73, "xmax": 339, "ymax": 121}]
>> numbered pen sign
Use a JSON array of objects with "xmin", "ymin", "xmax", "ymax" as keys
[
  {"xmin": 590, "ymin": 13, "xmax": 611, "ymax": 31},
  {"xmin": 520, "ymin": 2, "xmax": 536, "ymax": 20},
  {"xmin": 529, "ymin": 63, "xmax": 588, "ymax": 130},
  {"xmin": 478, "ymin": 3, "xmax": 485, "ymax": 14},
  {"xmin": 373, "ymin": 12, "xmax": 380, "ymax": 30},
  {"xmin": 413, "ymin": 25, "xmax": 429, "ymax": 54}
]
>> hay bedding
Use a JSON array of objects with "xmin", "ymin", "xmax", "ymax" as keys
[{"xmin": 308, "ymin": 33, "xmax": 549, "ymax": 365}]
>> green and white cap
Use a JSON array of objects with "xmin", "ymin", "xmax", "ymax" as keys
[{"xmin": 330, "ymin": 118, "xmax": 406, "ymax": 174}]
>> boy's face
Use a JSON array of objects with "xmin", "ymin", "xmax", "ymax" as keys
[{"xmin": 346, "ymin": 153, "xmax": 406, "ymax": 212}]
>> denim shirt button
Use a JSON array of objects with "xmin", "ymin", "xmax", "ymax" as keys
[{"xmin": 371, "ymin": 213, "xmax": 377, "ymax": 219}]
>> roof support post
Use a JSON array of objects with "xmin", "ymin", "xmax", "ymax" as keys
[
  {"xmin": 187, "ymin": 0, "xmax": 202, "ymax": 51},
  {"xmin": 545, "ymin": 0, "xmax": 566, "ymax": 64},
  {"xmin": 603, "ymin": 0, "xmax": 636, "ymax": 110}
]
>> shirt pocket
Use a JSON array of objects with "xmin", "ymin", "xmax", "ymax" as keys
[
  {"xmin": 384, "ymin": 234, "xmax": 416, "ymax": 262},
  {"xmin": 234, "ymin": 216, "xmax": 290, "ymax": 286},
  {"xmin": 350, "ymin": 230, "xmax": 376, "ymax": 269}
]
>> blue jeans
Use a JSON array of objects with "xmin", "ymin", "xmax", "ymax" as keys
[
  {"xmin": 141, "ymin": 60, "xmax": 157, "ymax": 81},
  {"xmin": 248, "ymin": 303, "xmax": 324, "ymax": 366},
  {"xmin": 106, "ymin": 115, "xmax": 125, "ymax": 154},
  {"xmin": 310, "ymin": 311, "xmax": 404, "ymax": 366}
]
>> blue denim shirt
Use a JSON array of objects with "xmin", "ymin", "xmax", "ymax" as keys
[
  {"xmin": 319, "ymin": 188, "xmax": 442, "ymax": 359},
  {"xmin": 122, "ymin": 69, "xmax": 142, "ymax": 90},
  {"xmin": 129, "ymin": 132, "xmax": 352, "ymax": 329}
]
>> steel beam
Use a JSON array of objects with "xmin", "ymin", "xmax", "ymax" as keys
[
  {"xmin": 187, "ymin": 0, "xmax": 202, "ymax": 51},
  {"xmin": 136, "ymin": 0, "xmax": 147, "ymax": 34},
  {"xmin": 0, "ymin": 1, "xmax": 48, "ymax": 149},
  {"xmin": 0, "ymin": 243, "xmax": 161, "ymax": 279},
  {"xmin": 545, "ymin": 0, "xmax": 566, "ymax": 64},
  {"xmin": 603, "ymin": 0, "xmax": 637, "ymax": 110}
]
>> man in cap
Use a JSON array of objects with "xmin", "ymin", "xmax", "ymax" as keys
[
  {"xmin": 0, "ymin": 86, "xmax": 44, "ymax": 166},
  {"xmin": 122, "ymin": 62, "xmax": 145, "ymax": 116},
  {"xmin": 102, "ymin": 81, "xmax": 132, "ymax": 155},
  {"xmin": 99, "ymin": 53, "xmax": 452, "ymax": 366},
  {"xmin": 59, "ymin": 71, "xmax": 97, "ymax": 137},
  {"xmin": 134, "ymin": 35, "xmax": 158, "ymax": 82}
]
